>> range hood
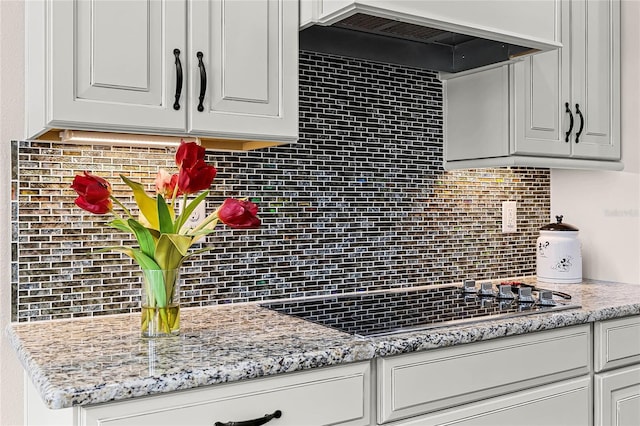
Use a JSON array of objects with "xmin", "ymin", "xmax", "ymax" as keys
[{"xmin": 299, "ymin": 1, "xmax": 561, "ymax": 76}]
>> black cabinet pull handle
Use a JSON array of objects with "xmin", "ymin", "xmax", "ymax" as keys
[
  {"xmin": 214, "ymin": 410, "xmax": 282, "ymax": 426},
  {"xmin": 564, "ymin": 102, "xmax": 573, "ymax": 142},
  {"xmin": 197, "ymin": 51, "xmax": 207, "ymax": 112},
  {"xmin": 575, "ymin": 103, "xmax": 584, "ymax": 143},
  {"xmin": 173, "ymin": 49, "xmax": 183, "ymax": 111}
]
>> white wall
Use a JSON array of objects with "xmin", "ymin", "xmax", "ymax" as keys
[
  {"xmin": 0, "ymin": 1, "xmax": 25, "ymax": 425},
  {"xmin": 551, "ymin": 0, "xmax": 640, "ymax": 284}
]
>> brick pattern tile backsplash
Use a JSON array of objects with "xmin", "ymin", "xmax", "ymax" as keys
[{"xmin": 12, "ymin": 51, "xmax": 550, "ymax": 321}]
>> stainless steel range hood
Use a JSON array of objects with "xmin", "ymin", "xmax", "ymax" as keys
[{"xmin": 300, "ymin": 1, "xmax": 561, "ymax": 76}]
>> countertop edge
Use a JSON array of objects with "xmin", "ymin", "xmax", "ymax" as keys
[
  {"xmin": 45, "ymin": 345, "xmax": 374, "ymax": 409},
  {"xmin": 371, "ymin": 305, "xmax": 640, "ymax": 357},
  {"xmin": 5, "ymin": 325, "xmax": 68, "ymax": 409}
]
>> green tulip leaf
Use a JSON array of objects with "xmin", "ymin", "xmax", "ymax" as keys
[
  {"xmin": 128, "ymin": 219, "xmax": 156, "ymax": 260},
  {"xmin": 104, "ymin": 248, "xmax": 165, "ymax": 307},
  {"xmin": 97, "ymin": 246, "xmax": 136, "ymax": 259},
  {"xmin": 98, "ymin": 246, "xmax": 161, "ymax": 271},
  {"xmin": 107, "ymin": 219, "xmax": 132, "ymax": 233},
  {"xmin": 202, "ymin": 217, "xmax": 219, "ymax": 231},
  {"xmin": 120, "ymin": 175, "xmax": 159, "ymax": 230},
  {"xmin": 188, "ymin": 228, "xmax": 216, "ymax": 238},
  {"xmin": 155, "ymin": 233, "xmax": 192, "ymax": 270},
  {"xmin": 142, "ymin": 268, "xmax": 168, "ymax": 308},
  {"xmin": 146, "ymin": 227, "xmax": 161, "ymax": 240},
  {"xmin": 157, "ymin": 195, "xmax": 174, "ymax": 234},
  {"xmin": 189, "ymin": 218, "xmax": 218, "ymax": 243},
  {"xmin": 131, "ymin": 249, "xmax": 161, "ymax": 271}
]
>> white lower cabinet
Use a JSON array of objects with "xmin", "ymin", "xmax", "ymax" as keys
[
  {"xmin": 389, "ymin": 377, "xmax": 591, "ymax": 426},
  {"xmin": 26, "ymin": 362, "xmax": 371, "ymax": 426},
  {"xmin": 595, "ymin": 365, "xmax": 640, "ymax": 426},
  {"xmin": 594, "ymin": 316, "xmax": 640, "ymax": 426},
  {"xmin": 77, "ymin": 362, "xmax": 371, "ymax": 426},
  {"xmin": 377, "ymin": 325, "xmax": 591, "ymax": 424}
]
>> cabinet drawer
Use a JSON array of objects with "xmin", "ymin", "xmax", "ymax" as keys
[
  {"xmin": 392, "ymin": 377, "xmax": 591, "ymax": 426},
  {"xmin": 78, "ymin": 362, "xmax": 371, "ymax": 426},
  {"xmin": 377, "ymin": 325, "xmax": 591, "ymax": 423},
  {"xmin": 594, "ymin": 316, "xmax": 640, "ymax": 372}
]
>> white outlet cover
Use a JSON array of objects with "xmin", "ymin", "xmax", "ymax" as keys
[
  {"xmin": 176, "ymin": 200, "xmax": 206, "ymax": 230},
  {"xmin": 502, "ymin": 201, "xmax": 517, "ymax": 233}
]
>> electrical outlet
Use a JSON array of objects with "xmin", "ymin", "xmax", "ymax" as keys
[
  {"xmin": 176, "ymin": 200, "xmax": 206, "ymax": 230},
  {"xmin": 502, "ymin": 201, "xmax": 517, "ymax": 233}
]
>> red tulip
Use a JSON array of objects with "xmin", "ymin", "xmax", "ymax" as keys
[
  {"xmin": 175, "ymin": 141, "xmax": 205, "ymax": 169},
  {"xmin": 71, "ymin": 172, "xmax": 113, "ymax": 214},
  {"xmin": 218, "ymin": 198, "xmax": 261, "ymax": 229},
  {"xmin": 74, "ymin": 196, "xmax": 112, "ymax": 215},
  {"xmin": 177, "ymin": 159, "xmax": 217, "ymax": 194}
]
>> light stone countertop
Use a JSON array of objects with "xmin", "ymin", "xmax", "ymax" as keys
[{"xmin": 7, "ymin": 278, "xmax": 640, "ymax": 409}]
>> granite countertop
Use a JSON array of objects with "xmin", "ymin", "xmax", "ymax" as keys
[{"xmin": 7, "ymin": 278, "xmax": 640, "ymax": 409}]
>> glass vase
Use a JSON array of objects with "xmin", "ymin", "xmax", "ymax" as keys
[{"xmin": 140, "ymin": 268, "xmax": 181, "ymax": 338}]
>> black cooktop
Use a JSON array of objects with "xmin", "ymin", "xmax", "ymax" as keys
[{"xmin": 260, "ymin": 284, "xmax": 580, "ymax": 337}]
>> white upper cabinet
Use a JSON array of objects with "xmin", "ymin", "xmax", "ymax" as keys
[
  {"xmin": 569, "ymin": 0, "xmax": 620, "ymax": 158},
  {"xmin": 28, "ymin": 0, "xmax": 187, "ymax": 135},
  {"xmin": 189, "ymin": 0, "xmax": 298, "ymax": 143},
  {"xmin": 514, "ymin": 0, "xmax": 620, "ymax": 159},
  {"xmin": 511, "ymin": 27, "xmax": 571, "ymax": 157},
  {"xmin": 444, "ymin": 0, "xmax": 621, "ymax": 170},
  {"xmin": 26, "ymin": 0, "xmax": 298, "ymax": 149}
]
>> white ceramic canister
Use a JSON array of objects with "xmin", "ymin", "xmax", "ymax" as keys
[{"xmin": 536, "ymin": 215, "xmax": 582, "ymax": 283}]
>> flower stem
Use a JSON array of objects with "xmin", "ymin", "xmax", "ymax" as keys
[
  {"xmin": 170, "ymin": 181, "xmax": 180, "ymax": 206},
  {"xmin": 111, "ymin": 196, "xmax": 134, "ymax": 219},
  {"xmin": 191, "ymin": 210, "xmax": 219, "ymax": 233}
]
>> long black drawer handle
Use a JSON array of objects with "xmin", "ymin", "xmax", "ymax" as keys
[
  {"xmin": 197, "ymin": 51, "xmax": 207, "ymax": 112},
  {"xmin": 575, "ymin": 103, "xmax": 584, "ymax": 143},
  {"xmin": 214, "ymin": 410, "xmax": 282, "ymax": 426},
  {"xmin": 564, "ymin": 102, "xmax": 573, "ymax": 142},
  {"xmin": 173, "ymin": 49, "xmax": 183, "ymax": 110}
]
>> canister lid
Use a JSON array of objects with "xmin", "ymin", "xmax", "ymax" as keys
[{"xmin": 540, "ymin": 215, "xmax": 579, "ymax": 231}]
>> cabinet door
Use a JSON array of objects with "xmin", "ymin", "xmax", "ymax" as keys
[
  {"xmin": 595, "ymin": 365, "xmax": 640, "ymax": 426},
  {"xmin": 513, "ymin": 0, "xmax": 620, "ymax": 160},
  {"xmin": 570, "ymin": 0, "xmax": 620, "ymax": 159},
  {"xmin": 49, "ymin": 0, "xmax": 187, "ymax": 133},
  {"xmin": 444, "ymin": 66, "xmax": 510, "ymax": 162},
  {"xmin": 189, "ymin": 0, "xmax": 298, "ymax": 143},
  {"xmin": 392, "ymin": 377, "xmax": 591, "ymax": 426},
  {"xmin": 512, "ymin": 0, "xmax": 570, "ymax": 157}
]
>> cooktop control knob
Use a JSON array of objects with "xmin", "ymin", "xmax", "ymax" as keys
[
  {"xmin": 538, "ymin": 290, "xmax": 557, "ymax": 306},
  {"xmin": 480, "ymin": 298, "xmax": 493, "ymax": 308},
  {"xmin": 498, "ymin": 284, "xmax": 515, "ymax": 299},
  {"xmin": 479, "ymin": 282, "xmax": 496, "ymax": 297},
  {"xmin": 518, "ymin": 287, "xmax": 535, "ymax": 303},
  {"xmin": 462, "ymin": 280, "xmax": 477, "ymax": 293},
  {"xmin": 499, "ymin": 299, "xmax": 514, "ymax": 309},
  {"xmin": 518, "ymin": 302, "xmax": 534, "ymax": 312}
]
